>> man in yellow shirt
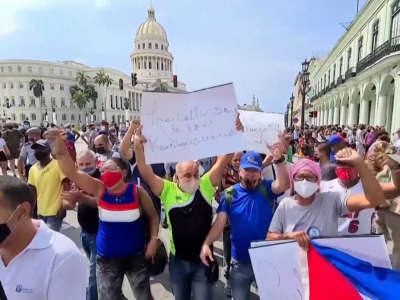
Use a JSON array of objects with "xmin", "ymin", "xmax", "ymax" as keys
[{"xmin": 28, "ymin": 139, "xmax": 69, "ymax": 231}]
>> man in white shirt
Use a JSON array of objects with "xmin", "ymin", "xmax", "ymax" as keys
[
  {"xmin": 320, "ymin": 162, "xmax": 375, "ymax": 235},
  {"xmin": 0, "ymin": 176, "xmax": 86, "ymax": 300}
]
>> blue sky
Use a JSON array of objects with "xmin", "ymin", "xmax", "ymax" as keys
[{"xmin": 0, "ymin": 0, "xmax": 367, "ymax": 113}]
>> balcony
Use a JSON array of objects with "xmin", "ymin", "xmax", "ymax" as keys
[
  {"xmin": 357, "ymin": 37, "xmax": 400, "ymax": 73},
  {"xmin": 345, "ymin": 67, "xmax": 356, "ymax": 81}
]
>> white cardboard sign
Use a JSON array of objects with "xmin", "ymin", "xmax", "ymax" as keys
[{"xmin": 140, "ymin": 84, "xmax": 246, "ymax": 164}]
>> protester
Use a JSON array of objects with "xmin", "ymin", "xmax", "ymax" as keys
[
  {"xmin": 0, "ymin": 176, "xmax": 87, "ymax": 299},
  {"xmin": 3, "ymin": 123, "xmax": 23, "ymax": 177},
  {"xmin": 133, "ymin": 116, "xmax": 243, "ymax": 300},
  {"xmin": 315, "ymin": 142, "xmax": 337, "ymax": 181},
  {"xmin": 266, "ymin": 149, "xmax": 384, "ymax": 250},
  {"xmin": 17, "ymin": 127, "xmax": 41, "ymax": 180},
  {"xmin": 28, "ymin": 139, "xmax": 70, "ymax": 231},
  {"xmin": 93, "ymin": 134, "xmax": 120, "ymax": 169},
  {"xmin": 62, "ymin": 149, "xmax": 100, "ymax": 300},
  {"xmin": 200, "ymin": 144, "xmax": 290, "ymax": 300},
  {"xmin": 0, "ymin": 132, "xmax": 10, "ymax": 176},
  {"xmin": 49, "ymin": 129, "xmax": 159, "ymax": 300}
]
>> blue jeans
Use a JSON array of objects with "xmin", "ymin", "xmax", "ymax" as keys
[
  {"xmin": 81, "ymin": 231, "xmax": 98, "ymax": 300},
  {"xmin": 230, "ymin": 260, "xmax": 256, "ymax": 300},
  {"xmin": 39, "ymin": 215, "xmax": 62, "ymax": 232},
  {"xmin": 169, "ymin": 255, "xmax": 211, "ymax": 300}
]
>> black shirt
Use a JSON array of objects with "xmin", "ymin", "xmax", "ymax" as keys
[{"xmin": 77, "ymin": 169, "xmax": 100, "ymax": 234}]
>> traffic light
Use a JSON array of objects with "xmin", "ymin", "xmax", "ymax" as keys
[
  {"xmin": 309, "ymin": 112, "xmax": 313, "ymax": 118},
  {"xmin": 119, "ymin": 78, "xmax": 123, "ymax": 90},
  {"xmin": 314, "ymin": 111, "xmax": 318, "ymax": 118},
  {"xmin": 131, "ymin": 73, "xmax": 137, "ymax": 87},
  {"xmin": 173, "ymin": 75, "xmax": 178, "ymax": 88}
]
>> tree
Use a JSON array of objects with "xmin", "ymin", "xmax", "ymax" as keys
[
  {"xmin": 76, "ymin": 71, "xmax": 90, "ymax": 88},
  {"xmin": 29, "ymin": 79, "xmax": 45, "ymax": 121},
  {"xmin": 94, "ymin": 70, "xmax": 113, "ymax": 120},
  {"xmin": 153, "ymin": 79, "xmax": 169, "ymax": 92},
  {"xmin": 71, "ymin": 89, "xmax": 89, "ymax": 110},
  {"xmin": 85, "ymin": 84, "xmax": 98, "ymax": 109}
]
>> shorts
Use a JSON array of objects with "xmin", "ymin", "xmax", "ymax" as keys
[
  {"xmin": 8, "ymin": 148, "xmax": 19, "ymax": 160},
  {"xmin": 0, "ymin": 151, "xmax": 7, "ymax": 162}
]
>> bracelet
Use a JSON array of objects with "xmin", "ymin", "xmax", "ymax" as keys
[{"xmin": 273, "ymin": 156, "xmax": 286, "ymax": 165}]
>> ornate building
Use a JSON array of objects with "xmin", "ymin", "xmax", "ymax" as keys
[
  {"xmin": 308, "ymin": 0, "xmax": 400, "ymax": 134},
  {"xmin": 0, "ymin": 6, "xmax": 186, "ymax": 126}
]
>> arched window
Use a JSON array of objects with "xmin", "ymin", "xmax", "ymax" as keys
[
  {"xmin": 371, "ymin": 20, "xmax": 379, "ymax": 52},
  {"xmin": 138, "ymin": 44, "xmax": 140, "ymax": 49},
  {"xmin": 149, "ymin": 61, "xmax": 152, "ymax": 69},
  {"xmin": 142, "ymin": 43, "xmax": 145, "ymax": 49},
  {"xmin": 148, "ymin": 43, "xmax": 152, "ymax": 49},
  {"xmin": 62, "ymin": 114, "xmax": 67, "ymax": 121},
  {"xmin": 157, "ymin": 61, "xmax": 159, "ymax": 70},
  {"xmin": 71, "ymin": 114, "xmax": 75, "ymax": 121},
  {"xmin": 110, "ymin": 95, "xmax": 113, "ymax": 109},
  {"xmin": 161, "ymin": 63, "xmax": 164, "ymax": 71},
  {"xmin": 155, "ymin": 43, "xmax": 158, "ymax": 49},
  {"xmin": 161, "ymin": 45, "xmax": 164, "ymax": 50},
  {"xmin": 391, "ymin": 1, "xmax": 400, "ymax": 44},
  {"xmin": 31, "ymin": 113, "xmax": 36, "ymax": 121}
]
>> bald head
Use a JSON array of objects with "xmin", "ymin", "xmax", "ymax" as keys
[
  {"xmin": 175, "ymin": 160, "xmax": 199, "ymax": 182},
  {"xmin": 94, "ymin": 134, "xmax": 110, "ymax": 153}
]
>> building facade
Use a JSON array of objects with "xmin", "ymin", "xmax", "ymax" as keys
[
  {"xmin": 308, "ymin": 0, "xmax": 400, "ymax": 134},
  {"xmin": 0, "ymin": 6, "xmax": 186, "ymax": 126},
  {"xmin": 238, "ymin": 95, "xmax": 263, "ymax": 112}
]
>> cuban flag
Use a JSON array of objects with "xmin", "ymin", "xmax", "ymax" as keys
[{"xmin": 308, "ymin": 242, "xmax": 400, "ymax": 300}]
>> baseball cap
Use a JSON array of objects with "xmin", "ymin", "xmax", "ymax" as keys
[
  {"xmin": 240, "ymin": 151, "xmax": 262, "ymax": 170},
  {"xmin": 328, "ymin": 134, "xmax": 346, "ymax": 145},
  {"xmin": 31, "ymin": 139, "xmax": 51, "ymax": 150}
]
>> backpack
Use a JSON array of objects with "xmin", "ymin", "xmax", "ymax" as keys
[{"xmin": 224, "ymin": 183, "xmax": 277, "ymax": 216}]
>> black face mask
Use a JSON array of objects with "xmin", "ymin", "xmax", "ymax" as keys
[
  {"xmin": 34, "ymin": 151, "xmax": 49, "ymax": 161},
  {"xmin": 0, "ymin": 206, "xmax": 19, "ymax": 245},
  {"xmin": 95, "ymin": 147, "xmax": 106, "ymax": 154}
]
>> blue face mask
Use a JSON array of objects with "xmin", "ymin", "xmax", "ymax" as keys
[{"xmin": 80, "ymin": 167, "xmax": 96, "ymax": 175}]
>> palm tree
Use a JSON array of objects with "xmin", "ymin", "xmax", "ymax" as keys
[
  {"xmin": 154, "ymin": 79, "xmax": 169, "ymax": 92},
  {"xmin": 85, "ymin": 84, "xmax": 98, "ymax": 109},
  {"xmin": 71, "ymin": 89, "xmax": 89, "ymax": 110},
  {"xmin": 76, "ymin": 71, "xmax": 90, "ymax": 88},
  {"xmin": 29, "ymin": 79, "xmax": 44, "ymax": 122},
  {"xmin": 94, "ymin": 70, "xmax": 113, "ymax": 120}
]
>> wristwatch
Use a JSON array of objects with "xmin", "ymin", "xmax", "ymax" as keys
[{"xmin": 273, "ymin": 156, "xmax": 286, "ymax": 165}]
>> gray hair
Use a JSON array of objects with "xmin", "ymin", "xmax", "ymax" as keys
[{"xmin": 77, "ymin": 149, "xmax": 96, "ymax": 162}]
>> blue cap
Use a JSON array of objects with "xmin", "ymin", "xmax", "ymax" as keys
[
  {"xmin": 328, "ymin": 134, "xmax": 345, "ymax": 145},
  {"xmin": 240, "ymin": 151, "xmax": 262, "ymax": 170}
]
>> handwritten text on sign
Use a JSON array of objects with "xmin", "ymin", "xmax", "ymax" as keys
[
  {"xmin": 141, "ymin": 84, "xmax": 246, "ymax": 164},
  {"xmin": 239, "ymin": 110, "xmax": 284, "ymax": 153}
]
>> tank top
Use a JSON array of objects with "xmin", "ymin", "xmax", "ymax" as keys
[{"xmin": 96, "ymin": 184, "xmax": 146, "ymax": 258}]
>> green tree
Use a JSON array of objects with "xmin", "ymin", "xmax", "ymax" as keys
[
  {"xmin": 84, "ymin": 84, "xmax": 98, "ymax": 108},
  {"xmin": 94, "ymin": 70, "xmax": 113, "ymax": 120},
  {"xmin": 76, "ymin": 71, "xmax": 90, "ymax": 88},
  {"xmin": 71, "ymin": 89, "xmax": 89, "ymax": 110},
  {"xmin": 29, "ymin": 79, "xmax": 45, "ymax": 121}
]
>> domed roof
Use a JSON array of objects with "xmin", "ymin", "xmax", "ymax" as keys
[{"xmin": 135, "ymin": 7, "xmax": 168, "ymax": 44}]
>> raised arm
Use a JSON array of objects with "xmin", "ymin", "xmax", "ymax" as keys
[
  {"xmin": 119, "ymin": 121, "xmax": 139, "ymax": 160},
  {"xmin": 380, "ymin": 156, "xmax": 400, "ymax": 199},
  {"xmin": 269, "ymin": 141, "xmax": 290, "ymax": 194},
  {"xmin": 133, "ymin": 126, "xmax": 164, "ymax": 197},
  {"xmin": 47, "ymin": 129, "xmax": 104, "ymax": 197},
  {"xmin": 335, "ymin": 148, "xmax": 385, "ymax": 211}
]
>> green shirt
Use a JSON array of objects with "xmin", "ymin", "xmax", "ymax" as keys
[{"xmin": 160, "ymin": 172, "xmax": 216, "ymax": 255}]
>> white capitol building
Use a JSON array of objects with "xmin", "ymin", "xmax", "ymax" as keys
[{"xmin": 0, "ymin": 6, "xmax": 186, "ymax": 126}]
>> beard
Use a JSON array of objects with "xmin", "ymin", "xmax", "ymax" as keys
[{"xmin": 240, "ymin": 176, "xmax": 261, "ymax": 190}]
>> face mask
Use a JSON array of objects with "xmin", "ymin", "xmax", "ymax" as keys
[
  {"xmin": 101, "ymin": 171, "xmax": 123, "ymax": 189},
  {"xmin": 100, "ymin": 126, "xmax": 106, "ymax": 131},
  {"xmin": 179, "ymin": 179, "xmax": 200, "ymax": 194},
  {"xmin": 336, "ymin": 167, "xmax": 358, "ymax": 182},
  {"xmin": 95, "ymin": 147, "xmax": 106, "ymax": 155},
  {"xmin": 294, "ymin": 180, "xmax": 319, "ymax": 198},
  {"xmin": 34, "ymin": 151, "xmax": 49, "ymax": 161},
  {"xmin": 80, "ymin": 166, "xmax": 96, "ymax": 175},
  {"xmin": 0, "ymin": 206, "xmax": 20, "ymax": 245}
]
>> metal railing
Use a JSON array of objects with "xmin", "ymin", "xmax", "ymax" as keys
[{"xmin": 345, "ymin": 67, "xmax": 356, "ymax": 80}]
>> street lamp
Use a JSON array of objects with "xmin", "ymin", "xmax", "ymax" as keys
[
  {"xmin": 301, "ymin": 59, "xmax": 310, "ymax": 130},
  {"xmin": 290, "ymin": 93, "xmax": 294, "ymax": 127}
]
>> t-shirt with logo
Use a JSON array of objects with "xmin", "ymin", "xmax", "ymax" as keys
[
  {"xmin": 217, "ymin": 180, "xmax": 279, "ymax": 264},
  {"xmin": 269, "ymin": 191, "xmax": 349, "ymax": 237},
  {"xmin": 320, "ymin": 179, "xmax": 374, "ymax": 235}
]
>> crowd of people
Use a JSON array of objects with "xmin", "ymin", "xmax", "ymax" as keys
[{"xmin": 0, "ymin": 118, "xmax": 399, "ymax": 300}]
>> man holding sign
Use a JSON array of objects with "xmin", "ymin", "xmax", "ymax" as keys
[{"xmin": 133, "ymin": 116, "xmax": 243, "ymax": 300}]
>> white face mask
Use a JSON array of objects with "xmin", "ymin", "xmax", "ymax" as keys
[
  {"xmin": 179, "ymin": 179, "xmax": 200, "ymax": 194},
  {"xmin": 294, "ymin": 180, "xmax": 319, "ymax": 198}
]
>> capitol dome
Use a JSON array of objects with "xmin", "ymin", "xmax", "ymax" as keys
[{"xmin": 135, "ymin": 6, "xmax": 168, "ymax": 44}]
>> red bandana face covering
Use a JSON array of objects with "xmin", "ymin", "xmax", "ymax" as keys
[
  {"xmin": 335, "ymin": 167, "xmax": 358, "ymax": 182},
  {"xmin": 101, "ymin": 171, "xmax": 123, "ymax": 189}
]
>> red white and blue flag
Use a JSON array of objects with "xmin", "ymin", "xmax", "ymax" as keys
[{"xmin": 308, "ymin": 242, "xmax": 400, "ymax": 300}]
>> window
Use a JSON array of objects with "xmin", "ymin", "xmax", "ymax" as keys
[
  {"xmin": 38, "ymin": 67, "xmax": 42, "ymax": 73},
  {"xmin": 161, "ymin": 63, "xmax": 164, "ymax": 71},
  {"xmin": 161, "ymin": 45, "xmax": 163, "ymax": 50},
  {"xmin": 391, "ymin": 1, "xmax": 400, "ymax": 44},
  {"xmin": 30, "ymin": 97, "xmax": 35, "ymax": 106},
  {"xmin": 357, "ymin": 36, "xmax": 363, "ymax": 62},
  {"xmin": 17, "ymin": 66, "xmax": 21, "ymax": 72},
  {"xmin": 11, "ymin": 113, "xmax": 16, "ymax": 121},
  {"xmin": 28, "ymin": 66, "xmax": 32, "ymax": 72},
  {"xmin": 19, "ymin": 83, "xmax": 24, "ymax": 89},
  {"xmin": 155, "ymin": 43, "xmax": 158, "ymax": 49},
  {"xmin": 110, "ymin": 95, "xmax": 113, "ymax": 109},
  {"xmin": 149, "ymin": 61, "xmax": 152, "ymax": 69},
  {"xmin": 10, "ymin": 97, "xmax": 15, "ymax": 106},
  {"xmin": 8, "ymin": 66, "xmax": 12, "ymax": 72},
  {"xmin": 0, "ymin": 66, "xmax": 3, "ymax": 72},
  {"xmin": 20, "ymin": 113, "xmax": 26, "ymax": 121},
  {"xmin": 112, "ymin": 115, "xmax": 115, "ymax": 123},
  {"xmin": 60, "ymin": 84, "xmax": 64, "ymax": 91},
  {"xmin": 41, "ymin": 97, "xmax": 46, "ymax": 106},
  {"xmin": 19, "ymin": 96, "xmax": 25, "ymax": 107},
  {"xmin": 10, "ymin": 82, "xmax": 13, "ymax": 89},
  {"xmin": 31, "ymin": 113, "xmax": 36, "ymax": 121},
  {"xmin": 142, "ymin": 43, "xmax": 145, "ymax": 49},
  {"xmin": 372, "ymin": 20, "xmax": 379, "ymax": 52},
  {"xmin": 116, "ymin": 96, "xmax": 119, "ymax": 109},
  {"xmin": 144, "ymin": 60, "xmax": 147, "ymax": 69},
  {"xmin": 71, "ymin": 114, "xmax": 75, "ymax": 121},
  {"xmin": 120, "ymin": 96, "xmax": 123, "ymax": 109},
  {"xmin": 347, "ymin": 48, "xmax": 352, "ymax": 71},
  {"xmin": 61, "ymin": 97, "xmax": 66, "ymax": 107},
  {"xmin": 51, "ymin": 97, "xmax": 56, "ymax": 107},
  {"xmin": 50, "ymin": 83, "xmax": 55, "ymax": 90},
  {"xmin": 62, "ymin": 114, "xmax": 67, "ymax": 121},
  {"xmin": 138, "ymin": 44, "xmax": 140, "ymax": 49},
  {"xmin": 157, "ymin": 61, "xmax": 159, "ymax": 70},
  {"xmin": 339, "ymin": 57, "xmax": 343, "ymax": 75},
  {"xmin": 149, "ymin": 43, "xmax": 152, "ymax": 49},
  {"xmin": 2, "ymin": 83, "xmax": 5, "ymax": 89}
]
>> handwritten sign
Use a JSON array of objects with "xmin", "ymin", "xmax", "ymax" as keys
[
  {"xmin": 140, "ymin": 84, "xmax": 246, "ymax": 164},
  {"xmin": 249, "ymin": 235, "xmax": 390, "ymax": 300},
  {"xmin": 239, "ymin": 110, "xmax": 284, "ymax": 153}
]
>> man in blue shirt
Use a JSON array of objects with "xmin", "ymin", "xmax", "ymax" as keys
[{"xmin": 200, "ymin": 148, "xmax": 290, "ymax": 300}]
